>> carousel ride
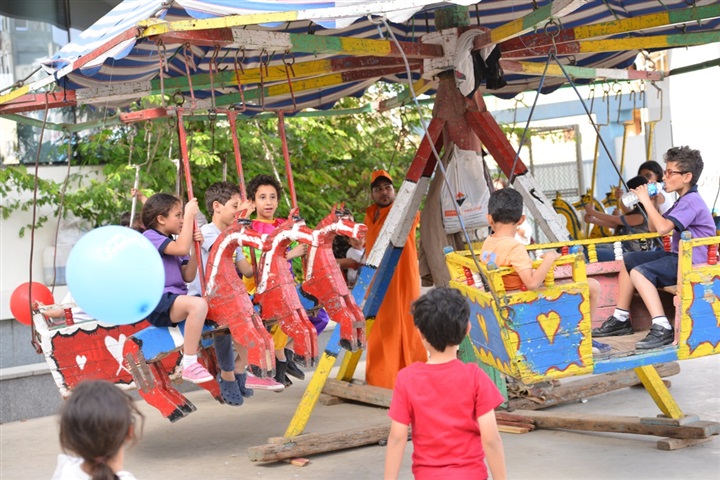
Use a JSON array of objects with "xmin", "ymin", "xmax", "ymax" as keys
[{"xmin": 3, "ymin": 0, "xmax": 720, "ymax": 460}]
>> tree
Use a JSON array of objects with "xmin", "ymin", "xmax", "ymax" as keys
[{"xmin": 0, "ymin": 84, "xmax": 428, "ymax": 235}]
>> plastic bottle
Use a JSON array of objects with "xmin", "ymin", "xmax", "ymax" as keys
[{"xmin": 621, "ymin": 182, "xmax": 664, "ymax": 209}]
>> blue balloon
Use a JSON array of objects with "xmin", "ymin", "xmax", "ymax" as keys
[{"xmin": 67, "ymin": 226, "xmax": 164, "ymax": 325}]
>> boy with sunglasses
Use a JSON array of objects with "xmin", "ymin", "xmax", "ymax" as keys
[{"xmin": 592, "ymin": 146, "xmax": 715, "ymax": 349}]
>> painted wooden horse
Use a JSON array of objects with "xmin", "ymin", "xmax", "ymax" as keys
[
  {"xmin": 204, "ymin": 215, "xmax": 275, "ymax": 377},
  {"xmin": 254, "ymin": 208, "xmax": 319, "ymax": 367},
  {"xmin": 301, "ymin": 204, "xmax": 368, "ymax": 351}
]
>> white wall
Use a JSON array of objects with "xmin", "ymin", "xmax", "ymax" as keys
[
  {"xmin": 667, "ymin": 43, "xmax": 720, "ymax": 214},
  {"xmin": 0, "ymin": 166, "xmax": 101, "ymax": 320}
]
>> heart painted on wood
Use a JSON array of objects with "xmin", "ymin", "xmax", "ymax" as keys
[
  {"xmin": 538, "ymin": 312, "xmax": 561, "ymax": 344},
  {"xmin": 75, "ymin": 355, "xmax": 87, "ymax": 370},
  {"xmin": 104, "ymin": 334, "xmax": 128, "ymax": 375}
]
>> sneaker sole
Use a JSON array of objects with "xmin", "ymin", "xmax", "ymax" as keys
[
  {"xmin": 635, "ymin": 341, "xmax": 673, "ymax": 350},
  {"xmin": 182, "ymin": 376, "xmax": 214, "ymax": 384},
  {"xmin": 246, "ymin": 383, "xmax": 285, "ymax": 392},
  {"xmin": 592, "ymin": 329, "xmax": 634, "ymax": 338}
]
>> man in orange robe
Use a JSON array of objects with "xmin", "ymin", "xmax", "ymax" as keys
[{"xmin": 363, "ymin": 170, "xmax": 426, "ymax": 389}]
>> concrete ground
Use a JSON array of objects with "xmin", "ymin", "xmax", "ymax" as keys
[{"xmin": 1, "ymin": 338, "xmax": 718, "ymax": 479}]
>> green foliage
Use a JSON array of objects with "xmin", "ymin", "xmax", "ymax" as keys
[{"xmin": 1, "ymin": 85, "xmax": 428, "ymax": 235}]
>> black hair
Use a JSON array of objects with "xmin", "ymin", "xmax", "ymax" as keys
[
  {"xmin": 664, "ymin": 146, "xmax": 704, "ymax": 187},
  {"xmin": 411, "ymin": 287, "xmax": 470, "ymax": 352},
  {"xmin": 120, "ymin": 211, "xmax": 131, "ymax": 227},
  {"xmin": 637, "ymin": 160, "xmax": 664, "ymax": 183},
  {"xmin": 626, "ymin": 174, "xmax": 649, "ymax": 190},
  {"xmin": 204, "ymin": 181, "xmax": 241, "ymax": 215},
  {"xmin": 141, "ymin": 193, "xmax": 180, "ymax": 230},
  {"xmin": 59, "ymin": 380, "xmax": 144, "ymax": 480},
  {"xmin": 247, "ymin": 174, "xmax": 282, "ymax": 202},
  {"xmin": 488, "ymin": 188, "xmax": 524, "ymax": 224}
]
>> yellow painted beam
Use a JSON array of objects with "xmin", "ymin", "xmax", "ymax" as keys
[
  {"xmin": 336, "ymin": 318, "xmax": 374, "ymax": 382},
  {"xmin": 284, "ymin": 351, "xmax": 338, "ymax": 438},
  {"xmin": 634, "ymin": 365, "xmax": 683, "ymax": 419}
]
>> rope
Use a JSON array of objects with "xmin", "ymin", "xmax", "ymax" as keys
[
  {"xmin": 28, "ymin": 94, "xmax": 51, "ymax": 353},
  {"xmin": 50, "ymin": 131, "xmax": 74, "ymax": 294}
]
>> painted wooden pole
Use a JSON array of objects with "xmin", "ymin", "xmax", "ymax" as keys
[{"xmin": 176, "ymin": 110, "xmax": 206, "ymax": 292}]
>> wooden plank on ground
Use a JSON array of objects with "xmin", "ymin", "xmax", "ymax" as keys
[
  {"xmin": 508, "ymin": 362, "xmax": 680, "ymax": 410},
  {"xmin": 322, "ymin": 379, "xmax": 392, "ymax": 408},
  {"xmin": 248, "ymin": 424, "xmax": 390, "ymax": 462},
  {"xmin": 498, "ymin": 425, "xmax": 532, "ymax": 434},
  {"xmin": 509, "ymin": 410, "xmax": 720, "ymax": 440},
  {"xmin": 657, "ymin": 437, "xmax": 713, "ymax": 451}
]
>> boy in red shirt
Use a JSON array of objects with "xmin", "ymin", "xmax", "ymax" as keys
[{"xmin": 385, "ymin": 288, "xmax": 506, "ymax": 480}]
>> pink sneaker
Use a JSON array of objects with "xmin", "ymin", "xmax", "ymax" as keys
[
  {"xmin": 182, "ymin": 362, "xmax": 214, "ymax": 384},
  {"xmin": 246, "ymin": 373, "xmax": 285, "ymax": 392}
]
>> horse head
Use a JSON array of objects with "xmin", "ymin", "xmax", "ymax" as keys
[{"xmin": 314, "ymin": 204, "xmax": 367, "ymax": 245}]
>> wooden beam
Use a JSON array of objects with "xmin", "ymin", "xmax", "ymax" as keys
[
  {"xmin": 139, "ymin": 0, "xmax": 466, "ymax": 38},
  {"xmin": 473, "ymin": 0, "xmax": 589, "ymax": 48},
  {"xmin": 248, "ymin": 424, "xmax": 391, "ymax": 463},
  {"xmin": 508, "ymin": 362, "xmax": 680, "ymax": 411},
  {"xmin": 0, "ymin": 91, "xmax": 77, "ymax": 115},
  {"xmin": 322, "ymin": 379, "xmax": 393, "ymax": 408},
  {"xmin": 503, "ymin": 30, "xmax": 720, "ymax": 58},
  {"xmin": 0, "ymin": 27, "xmax": 139, "ymax": 106},
  {"xmin": 499, "ymin": 59, "xmax": 665, "ymax": 81},
  {"xmin": 499, "ymin": 3, "xmax": 720, "ymax": 55},
  {"xmin": 378, "ymin": 78, "xmax": 436, "ymax": 111},
  {"xmin": 509, "ymin": 410, "xmax": 720, "ymax": 439}
]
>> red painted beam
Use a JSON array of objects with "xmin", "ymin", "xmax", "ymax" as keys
[
  {"xmin": 501, "ymin": 41, "xmax": 582, "ymax": 58},
  {"xmin": 119, "ymin": 107, "xmax": 171, "ymax": 124},
  {"xmin": 498, "ymin": 30, "xmax": 578, "ymax": 56},
  {"xmin": 0, "ymin": 91, "xmax": 77, "ymax": 114},
  {"xmin": 153, "ymin": 29, "xmax": 235, "ymax": 46},
  {"xmin": 406, "ymin": 117, "xmax": 446, "ymax": 183},
  {"xmin": 465, "ymin": 109, "xmax": 528, "ymax": 178}
]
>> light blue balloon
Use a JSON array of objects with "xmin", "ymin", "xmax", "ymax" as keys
[{"xmin": 67, "ymin": 226, "xmax": 164, "ymax": 325}]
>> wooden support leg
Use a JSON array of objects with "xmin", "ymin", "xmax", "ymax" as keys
[
  {"xmin": 634, "ymin": 365, "xmax": 683, "ymax": 419},
  {"xmin": 336, "ymin": 318, "xmax": 374, "ymax": 382},
  {"xmin": 284, "ymin": 330, "xmax": 341, "ymax": 438}
]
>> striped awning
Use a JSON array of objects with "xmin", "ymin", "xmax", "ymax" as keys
[{"xmin": 2, "ymin": 0, "xmax": 719, "ymax": 115}]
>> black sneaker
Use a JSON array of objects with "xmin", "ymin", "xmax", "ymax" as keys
[
  {"xmin": 635, "ymin": 324, "xmax": 674, "ymax": 350},
  {"xmin": 592, "ymin": 315, "xmax": 634, "ymax": 337}
]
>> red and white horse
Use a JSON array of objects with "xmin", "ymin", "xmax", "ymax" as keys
[
  {"xmin": 302, "ymin": 205, "xmax": 367, "ymax": 351},
  {"xmin": 254, "ymin": 209, "xmax": 318, "ymax": 366},
  {"xmin": 204, "ymin": 215, "xmax": 275, "ymax": 377}
]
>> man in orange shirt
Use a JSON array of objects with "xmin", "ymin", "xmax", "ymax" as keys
[{"xmin": 363, "ymin": 170, "xmax": 426, "ymax": 389}]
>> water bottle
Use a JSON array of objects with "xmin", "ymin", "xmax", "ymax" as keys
[{"xmin": 621, "ymin": 182, "xmax": 663, "ymax": 208}]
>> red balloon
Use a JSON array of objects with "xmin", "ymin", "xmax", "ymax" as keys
[{"xmin": 9, "ymin": 282, "xmax": 55, "ymax": 326}]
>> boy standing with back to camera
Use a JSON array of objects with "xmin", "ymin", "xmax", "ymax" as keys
[{"xmin": 385, "ymin": 287, "xmax": 506, "ymax": 480}]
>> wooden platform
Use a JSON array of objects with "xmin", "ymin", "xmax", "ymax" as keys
[{"xmin": 595, "ymin": 331, "xmax": 676, "ymax": 360}]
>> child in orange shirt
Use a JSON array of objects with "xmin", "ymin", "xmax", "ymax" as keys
[{"xmin": 481, "ymin": 189, "xmax": 608, "ymax": 353}]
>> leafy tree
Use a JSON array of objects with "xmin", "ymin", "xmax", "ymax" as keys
[{"xmin": 0, "ymin": 84, "xmax": 428, "ymax": 235}]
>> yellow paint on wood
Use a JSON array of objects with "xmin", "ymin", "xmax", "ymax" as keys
[
  {"xmin": 538, "ymin": 312, "xmax": 561, "ymax": 344},
  {"xmin": 285, "ymin": 351, "xmax": 338, "ymax": 438},
  {"xmin": 634, "ymin": 365, "xmax": 683, "ymax": 419},
  {"xmin": 138, "ymin": 11, "xmax": 300, "ymax": 38},
  {"xmin": 336, "ymin": 317, "xmax": 374, "ymax": 382},
  {"xmin": 339, "ymin": 37, "xmax": 392, "ymax": 57},
  {"xmin": 0, "ymin": 84, "xmax": 30, "ymax": 106}
]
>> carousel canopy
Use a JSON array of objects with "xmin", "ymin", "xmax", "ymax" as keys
[{"xmin": 1, "ymin": 0, "xmax": 719, "ymax": 116}]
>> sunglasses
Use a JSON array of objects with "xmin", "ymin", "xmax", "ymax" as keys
[{"xmin": 664, "ymin": 169, "xmax": 688, "ymax": 178}]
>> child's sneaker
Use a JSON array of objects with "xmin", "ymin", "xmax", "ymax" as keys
[
  {"xmin": 182, "ymin": 362, "xmax": 214, "ymax": 384},
  {"xmin": 246, "ymin": 373, "xmax": 285, "ymax": 392},
  {"xmin": 591, "ymin": 339, "xmax": 611, "ymax": 354}
]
